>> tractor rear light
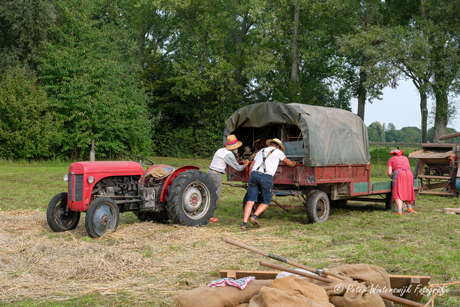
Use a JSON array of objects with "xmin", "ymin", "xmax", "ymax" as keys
[
  {"xmin": 63, "ymin": 174, "xmax": 69, "ymax": 182},
  {"xmin": 88, "ymin": 176, "xmax": 95, "ymax": 184}
]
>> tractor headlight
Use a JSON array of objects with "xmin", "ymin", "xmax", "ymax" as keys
[
  {"xmin": 63, "ymin": 174, "xmax": 69, "ymax": 182},
  {"xmin": 88, "ymin": 176, "xmax": 95, "ymax": 184}
]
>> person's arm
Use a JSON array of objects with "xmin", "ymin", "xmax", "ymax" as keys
[
  {"xmin": 282, "ymin": 157, "xmax": 296, "ymax": 167},
  {"xmin": 387, "ymin": 165, "xmax": 393, "ymax": 178},
  {"xmin": 224, "ymin": 152, "xmax": 247, "ymax": 171}
]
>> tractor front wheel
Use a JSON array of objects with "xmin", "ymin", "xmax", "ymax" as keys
[
  {"xmin": 46, "ymin": 192, "xmax": 80, "ymax": 232},
  {"xmin": 306, "ymin": 190, "xmax": 330, "ymax": 224},
  {"xmin": 166, "ymin": 170, "xmax": 217, "ymax": 226},
  {"xmin": 85, "ymin": 197, "xmax": 119, "ymax": 238}
]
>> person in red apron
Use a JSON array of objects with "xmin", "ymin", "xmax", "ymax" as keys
[{"xmin": 387, "ymin": 149, "xmax": 416, "ymax": 215}]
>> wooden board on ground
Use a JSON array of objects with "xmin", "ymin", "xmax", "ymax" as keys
[
  {"xmin": 220, "ymin": 270, "xmax": 431, "ymax": 303},
  {"xmin": 435, "ymin": 208, "xmax": 460, "ymax": 214}
]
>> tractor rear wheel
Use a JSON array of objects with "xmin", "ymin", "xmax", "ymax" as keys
[
  {"xmin": 47, "ymin": 192, "xmax": 80, "ymax": 232},
  {"xmin": 306, "ymin": 190, "xmax": 330, "ymax": 223},
  {"xmin": 166, "ymin": 170, "xmax": 217, "ymax": 226},
  {"xmin": 85, "ymin": 197, "xmax": 119, "ymax": 238}
]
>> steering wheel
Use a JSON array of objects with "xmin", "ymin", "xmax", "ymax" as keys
[{"xmin": 129, "ymin": 154, "xmax": 154, "ymax": 166}]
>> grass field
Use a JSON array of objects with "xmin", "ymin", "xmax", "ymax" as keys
[{"xmin": 0, "ymin": 149, "xmax": 459, "ymax": 306}]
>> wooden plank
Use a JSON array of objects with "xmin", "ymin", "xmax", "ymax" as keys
[
  {"xmin": 408, "ymin": 150, "xmax": 453, "ymax": 159},
  {"xmin": 353, "ymin": 182, "xmax": 369, "ymax": 193},
  {"xmin": 419, "ymin": 190, "xmax": 454, "ymax": 195},
  {"xmin": 408, "ymin": 149, "xmax": 424, "ymax": 158},
  {"xmin": 220, "ymin": 270, "xmax": 279, "ymax": 280},
  {"xmin": 371, "ymin": 181, "xmax": 391, "ymax": 192},
  {"xmin": 388, "ymin": 275, "xmax": 431, "ymax": 302},
  {"xmin": 418, "ymin": 175, "xmax": 452, "ymax": 180},
  {"xmin": 422, "ymin": 182, "xmax": 451, "ymax": 190},
  {"xmin": 435, "ymin": 208, "xmax": 460, "ymax": 214},
  {"xmin": 421, "ymin": 143, "xmax": 455, "ymax": 148},
  {"xmin": 443, "ymin": 208, "xmax": 460, "ymax": 213}
]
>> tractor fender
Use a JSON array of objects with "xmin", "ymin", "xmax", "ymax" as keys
[{"xmin": 160, "ymin": 166, "xmax": 199, "ymax": 202}]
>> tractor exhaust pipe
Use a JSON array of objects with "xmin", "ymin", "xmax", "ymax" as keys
[{"xmin": 90, "ymin": 140, "xmax": 95, "ymax": 162}]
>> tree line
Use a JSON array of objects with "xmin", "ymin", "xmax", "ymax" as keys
[
  {"xmin": 1, "ymin": 0, "xmax": 460, "ymax": 160},
  {"xmin": 368, "ymin": 122, "xmax": 460, "ymax": 143}
]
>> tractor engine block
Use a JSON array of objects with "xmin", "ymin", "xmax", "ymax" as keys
[{"xmin": 93, "ymin": 176, "xmax": 141, "ymax": 197}]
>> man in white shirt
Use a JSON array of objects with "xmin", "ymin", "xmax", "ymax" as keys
[
  {"xmin": 208, "ymin": 135, "xmax": 249, "ymax": 201},
  {"xmin": 241, "ymin": 138, "xmax": 296, "ymax": 230}
]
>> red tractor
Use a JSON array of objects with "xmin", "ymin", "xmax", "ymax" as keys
[{"xmin": 46, "ymin": 155, "xmax": 217, "ymax": 238}]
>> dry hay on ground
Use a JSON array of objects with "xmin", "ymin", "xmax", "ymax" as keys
[{"xmin": 0, "ymin": 210, "xmax": 296, "ymax": 304}]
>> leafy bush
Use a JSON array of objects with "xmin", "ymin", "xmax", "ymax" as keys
[{"xmin": 0, "ymin": 66, "xmax": 61, "ymax": 159}]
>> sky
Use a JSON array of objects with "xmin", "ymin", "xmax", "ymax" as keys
[{"xmin": 350, "ymin": 80, "xmax": 460, "ymax": 132}]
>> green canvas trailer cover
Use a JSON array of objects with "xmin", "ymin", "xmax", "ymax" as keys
[{"xmin": 224, "ymin": 101, "xmax": 371, "ymax": 167}]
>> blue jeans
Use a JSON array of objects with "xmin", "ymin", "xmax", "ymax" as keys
[{"xmin": 247, "ymin": 171, "xmax": 273, "ymax": 205}]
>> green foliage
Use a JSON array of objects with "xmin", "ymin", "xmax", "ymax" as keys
[
  {"xmin": 38, "ymin": 0, "xmax": 151, "ymax": 159},
  {"xmin": 0, "ymin": 66, "xmax": 61, "ymax": 159},
  {"xmin": 368, "ymin": 121, "xmax": 460, "ymax": 143},
  {"xmin": 0, "ymin": 0, "xmax": 56, "ymax": 73},
  {"xmin": 1, "ymin": 0, "xmax": 460, "ymax": 160}
]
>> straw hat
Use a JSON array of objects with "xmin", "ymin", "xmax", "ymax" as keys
[
  {"xmin": 266, "ymin": 138, "xmax": 285, "ymax": 152},
  {"xmin": 225, "ymin": 135, "xmax": 242, "ymax": 150},
  {"xmin": 390, "ymin": 149, "xmax": 404, "ymax": 156}
]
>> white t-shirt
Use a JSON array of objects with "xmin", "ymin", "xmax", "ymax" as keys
[
  {"xmin": 252, "ymin": 147, "xmax": 286, "ymax": 176},
  {"xmin": 209, "ymin": 148, "xmax": 245, "ymax": 173}
]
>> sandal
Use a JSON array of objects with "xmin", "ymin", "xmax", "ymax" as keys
[{"xmin": 249, "ymin": 215, "xmax": 261, "ymax": 228}]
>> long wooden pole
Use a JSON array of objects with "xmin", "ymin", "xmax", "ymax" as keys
[
  {"xmin": 438, "ymin": 131, "xmax": 460, "ymax": 141},
  {"xmin": 260, "ymin": 261, "xmax": 425, "ymax": 307},
  {"xmin": 225, "ymin": 238, "xmax": 316, "ymax": 272},
  {"xmin": 224, "ymin": 237, "xmax": 343, "ymax": 281}
]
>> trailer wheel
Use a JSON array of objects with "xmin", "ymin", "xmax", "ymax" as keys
[
  {"xmin": 135, "ymin": 211, "xmax": 169, "ymax": 223},
  {"xmin": 166, "ymin": 170, "xmax": 217, "ymax": 226},
  {"xmin": 46, "ymin": 192, "xmax": 80, "ymax": 232},
  {"xmin": 85, "ymin": 197, "xmax": 119, "ymax": 238},
  {"xmin": 306, "ymin": 191, "xmax": 330, "ymax": 223}
]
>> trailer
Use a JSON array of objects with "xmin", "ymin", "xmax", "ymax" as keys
[{"xmin": 224, "ymin": 102, "xmax": 420, "ymax": 223}]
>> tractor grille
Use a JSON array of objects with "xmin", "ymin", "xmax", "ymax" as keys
[
  {"xmin": 69, "ymin": 174, "xmax": 84, "ymax": 202},
  {"xmin": 74, "ymin": 175, "xmax": 83, "ymax": 201},
  {"xmin": 68, "ymin": 174, "xmax": 73, "ymax": 201}
]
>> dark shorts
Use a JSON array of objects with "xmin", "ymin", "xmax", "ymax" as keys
[{"xmin": 247, "ymin": 171, "xmax": 273, "ymax": 205}]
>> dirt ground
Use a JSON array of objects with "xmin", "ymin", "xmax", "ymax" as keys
[{"xmin": 0, "ymin": 210, "xmax": 293, "ymax": 304}]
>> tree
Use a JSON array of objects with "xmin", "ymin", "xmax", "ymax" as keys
[
  {"xmin": 367, "ymin": 126, "xmax": 379, "ymax": 142},
  {"xmin": 336, "ymin": 0, "xmax": 393, "ymax": 121},
  {"xmin": 401, "ymin": 127, "xmax": 422, "ymax": 143},
  {"xmin": 38, "ymin": 0, "xmax": 151, "ymax": 159},
  {"xmin": 363, "ymin": 1, "xmax": 460, "ymax": 142},
  {"xmin": 0, "ymin": 66, "xmax": 60, "ymax": 159},
  {"xmin": 378, "ymin": 25, "xmax": 432, "ymax": 143},
  {"xmin": 0, "ymin": 0, "xmax": 56, "ymax": 74},
  {"xmin": 143, "ymin": 0, "xmax": 282, "ymax": 156},
  {"xmin": 369, "ymin": 121, "xmax": 386, "ymax": 142},
  {"xmin": 263, "ymin": 0, "xmax": 357, "ymax": 109}
]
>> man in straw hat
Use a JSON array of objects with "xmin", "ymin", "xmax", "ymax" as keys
[
  {"xmin": 208, "ymin": 135, "xmax": 249, "ymax": 202},
  {"xmin": 240, "ymin": 138, "xmax": 296, "ymax": 230}
]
